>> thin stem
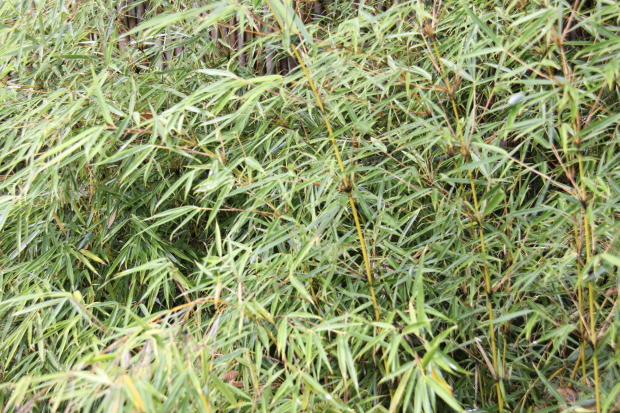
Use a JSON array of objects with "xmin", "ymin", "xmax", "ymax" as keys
[
  {"xmin": 468, "ymin": 169, "xmax": 503, "ymax": 411},
  {"xmin": 290, "ymin": 44, "xmax": 380, "ymax": 322},
  {"xmin": 579, "ymin": 152, "xmax": 600, "ymax": 413}
]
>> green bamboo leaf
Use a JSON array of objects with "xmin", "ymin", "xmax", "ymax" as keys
[
  {"xmin": 535, "ymin": 367, "xmax": 567, "ymax": 405},
  {"xmin": 211, "ymin": 375, "xmax": 239, "ymax": 407},
  {"xmin": 462, "ymin": 5, "xmax": 499, "ymax": 45},
  {"xmin": 480, "ymin": 310, "xmax": 532, "ymax": 326},
  {"xmin": 90, "ymin": 64, "xmax": 114, "ymax": 125},
  {"xmin": 601, "ymin": 253, "xmax": 620, "ymax": 268},
  {"xmin": 288, "ymin": 275, "xmax": 314, "ymax": 304},
  {"xmin": 264, "ymin": 0, "xmax": 312, "ymax": 45},
  {"xmin": 245, "ymin": 156, "xmax": 264, "ymax": 172},
  {"xmin": 483, "ymin": 188, "xmax": 505, "ymax": 216},
  {"xmin": 127, "ymin": 4, "xmax": 216, "ymax": 38},
  {"xmin": 114, "ymin": 259, "xmax": 169, "ymax": 278},
  {"xmin": 425, "ymin": 375, "xmax": 462, "ymax": 411},
  {"xmin": 388, "ymin": 365, "xmax": 414, "ymax": 413},
  {"xmin": 603, "ymin": 383, "xmax": 620, "ymax": 413}
]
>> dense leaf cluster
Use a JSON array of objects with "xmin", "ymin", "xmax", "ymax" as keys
[{"xmin": 1, "ymin": 0, "xmax": 619, "ymax": 411}]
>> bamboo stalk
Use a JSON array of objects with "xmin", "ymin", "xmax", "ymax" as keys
[
  {"xmin": 578, "ymin": 151, "xmax": 601, "ymax": 413},
  {"xmin": 264, "ymin": 4, "xmax": 274, "ymax": 74},
  {"xmin": 238, "ymin": 19, "xmax": 246, "ymax": 66},
  {"xmin": 290, "ymin": 44, "xmax": 380, "ymax": 322}
]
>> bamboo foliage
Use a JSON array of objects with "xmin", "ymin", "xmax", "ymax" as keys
[{"xmin": 1, "ymin": 0, "xmax": 620, "ymax": 412}]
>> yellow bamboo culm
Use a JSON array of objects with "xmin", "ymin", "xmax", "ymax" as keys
[
  {"xmin": 290, "ymin": 45, "xmax": 380, "ymax": 322},
  {"xmin": 578, "ymin": 152, "xmax": 601, "ymax": 413}
]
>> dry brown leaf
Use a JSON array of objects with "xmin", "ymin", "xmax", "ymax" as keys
[
  {"xmin": 53, "ymin": 212, "xmax": 67, "ymax": 235},
  {"xmin": 557, "ymin": 386, "xmax": 578, "ymax": 403},
  {"xmin": 222, "ymin": 370, "xmax": 238, "ymax": 382},
  {"xmin": 138, "ymin": 111, "xmax": 154, "ymax": 120},
  {"xmin": 555, "ymin": 386, "xmax": 598, "ymax": 413},
  {"xmin": 107, "ymin": 209, "xmax": 118, "ymax": 228}
]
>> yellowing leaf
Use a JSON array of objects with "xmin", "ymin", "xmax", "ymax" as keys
[
  {"xmin": 122, "ymin": 375, "xmax": 145, "ymax": 412},
  {"xmin": 80, "ymin": 249, "xmax": 106, "ymax": 264}
]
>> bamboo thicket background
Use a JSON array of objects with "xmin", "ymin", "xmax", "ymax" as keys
[
  {"xmin": 1, "ymin": 0, "xmax": 620, "ymax": 412},
  {"xmin": 114, "ymin": 0, "xmax": 335, "ymax": 74}
]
